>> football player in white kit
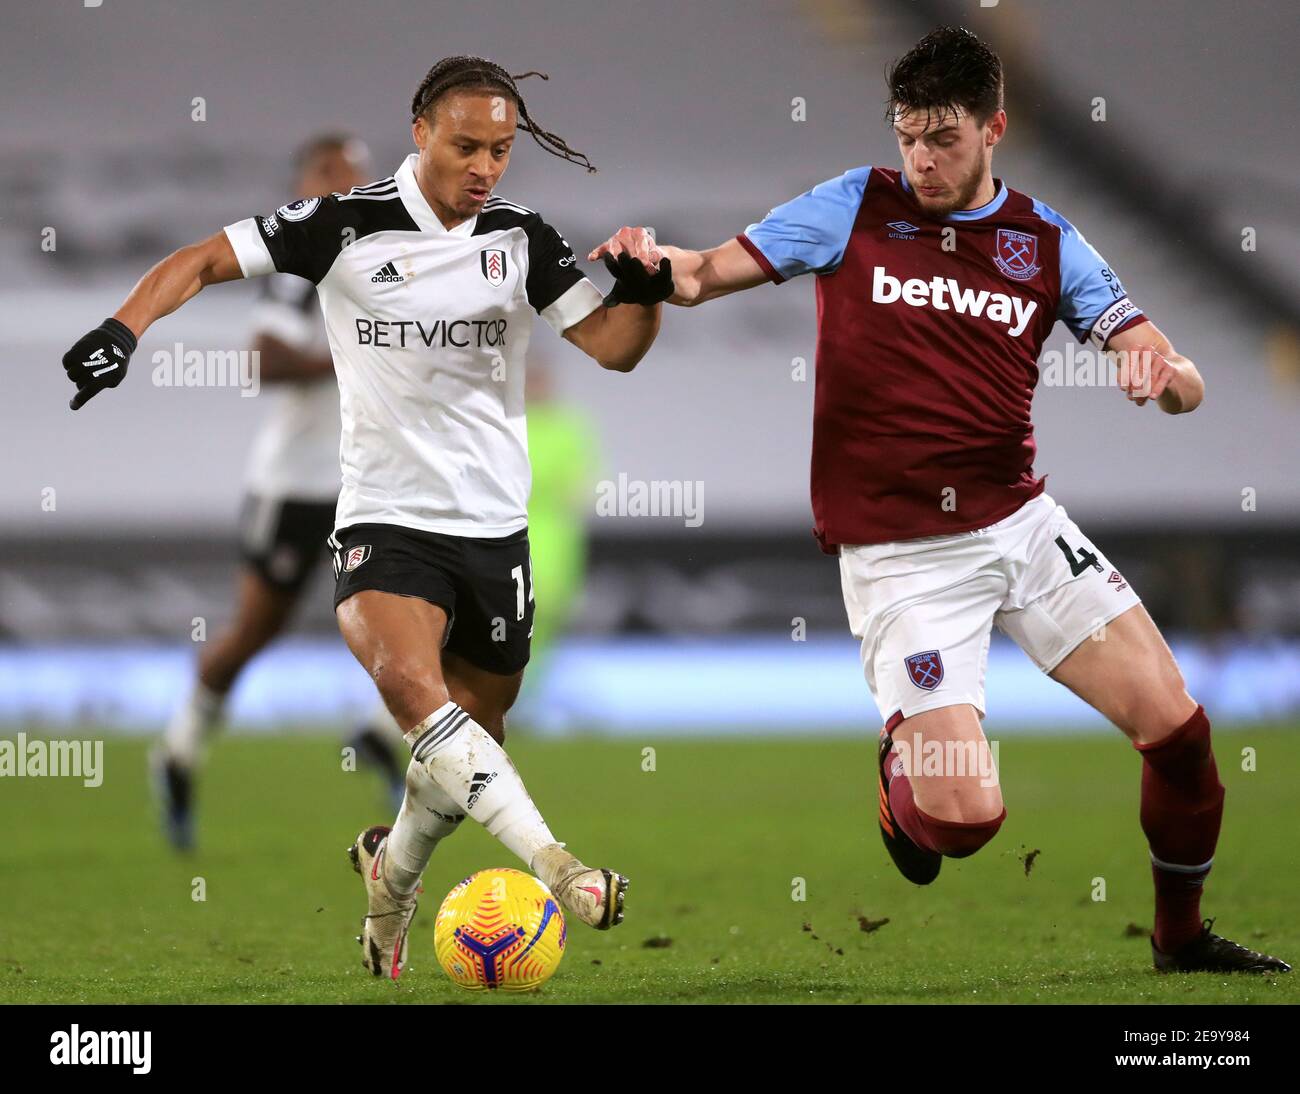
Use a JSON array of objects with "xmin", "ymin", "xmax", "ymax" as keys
[
  {"xmin": 151, "ymin": 135, "xmax": 390, "ymax": 851},
  {"xmin": 60, "ymin": 56, "xmax": 672, "ymax": 978}
]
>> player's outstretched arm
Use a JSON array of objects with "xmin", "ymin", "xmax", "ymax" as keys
[
  {"xmin": 655, "ymin": 239, "xmax": 770, "ymax": 307},
  {"xmin": 565, "ymin": 226, "xmax": 669, "ymax": 372},
  {"xmin": 61, "ymin": 231, "xmax": 244, "ymax": 410},
  {"xmin": 1106, "ymin": 320, "xmax": 1205, "ymax": 414}
]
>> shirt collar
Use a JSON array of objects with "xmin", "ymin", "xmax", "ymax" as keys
[
  {"xmin": 900, "ymin": 172, "xmax": 1008, "ymax": 221},
  {"xmin": 395, "ymin": 153, "xmax": 478, "ymax": 235}
]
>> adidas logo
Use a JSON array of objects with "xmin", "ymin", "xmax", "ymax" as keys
[
  {"xmin": 467, "ymin": 770, "xmax": 496, "ymax": 809},
  {"xmin": 370, "ymin": 261, "xmax": 404, "ymax": 283}
]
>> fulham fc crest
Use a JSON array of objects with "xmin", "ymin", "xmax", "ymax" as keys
[
  {"xmin": 481, "ymin": 249, "xmax": 507, "ymax": 286},
  {"xmin": 342, "ymin": 544, "xmax": 371, "ymax": 572},
  {"xmin": 904, "ymin": 650, "xmax": 944, "ymax": 692}
]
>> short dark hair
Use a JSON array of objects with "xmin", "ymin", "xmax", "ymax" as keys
[
  {"xmin": 410, "ymin": 55, "xmax": 595, "ymax": 172},
  {"xmin": 884, "ymin": 26, "xmax": 1004, "ymax": 129}
]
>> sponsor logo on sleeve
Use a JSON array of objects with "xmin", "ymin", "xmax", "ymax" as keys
[{"xmin": 1088, "ymin": 296, "xmax": 1140, "ymax": 348}]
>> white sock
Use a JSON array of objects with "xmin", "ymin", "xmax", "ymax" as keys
[
  {"xmin": 384, "ymin": 760, "xmax": 465, "ymax": 895},
  {"xmin": 406, "ymin": 701, "xmax": 558, "ymax": 868},
  {"xmin": 162, "ymin": 681, "xmax": 225, "ymax": 766}
]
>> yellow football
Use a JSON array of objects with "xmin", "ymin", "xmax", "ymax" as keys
[{"xmin": 433, "ymin": 868, "xmax": 567, "ymax": 991}]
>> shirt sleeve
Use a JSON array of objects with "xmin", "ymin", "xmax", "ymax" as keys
[
  {"xmin": 223, "ymin": 194, "xmax": 347, "ymax": 285},
  {"xmin": 737, "ymin": 166, "xmax": 872, "ymax": 283},
  {"xmin": 1033, "ymin": 199, "xmax": 1147, "ymax": 348},
  {"xmin": 525, "ymin": 218, "xmax": 603, "ymax": 335}
]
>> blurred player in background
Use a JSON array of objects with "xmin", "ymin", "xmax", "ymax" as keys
[
  {"xmin": 153, "ymin": 134, "xmax": 386, "ymax": 851},
  {"xmin": 61, "ymin": 56, "xmax": 673, "ymax": 978},
  {"xmin": 597, "ymin": 26, "xmax": 1289, "ymax": 974},
  {"xmin": 521, "ymin": 360, "xmax": 599, "ymax": 674}
]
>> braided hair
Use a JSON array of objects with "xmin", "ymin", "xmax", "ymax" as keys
[{"xmin": 410, "ymin": 56, "xmax": 595, "ymax": 173}]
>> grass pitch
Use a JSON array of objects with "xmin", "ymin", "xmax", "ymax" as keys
[{"xmin": 1, "ymin": 726, "xmax": 1296, "ymax": 1004}]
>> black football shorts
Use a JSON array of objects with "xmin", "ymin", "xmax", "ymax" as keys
[
  {"xmin": 239, "ymin": 494, "xmax": 336, "ymax": 591},
  {"xmin": 330, "ymin": 522, "xmax": 534, "ymax": 675}
]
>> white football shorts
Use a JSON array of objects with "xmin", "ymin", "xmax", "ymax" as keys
[{"xmin": 839, "ymin": 493, "xmax": 1142, "ymax": 724}]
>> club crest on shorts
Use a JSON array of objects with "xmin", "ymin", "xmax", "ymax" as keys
[
  {"xmin": 481, "ymin": 249, "xmax": 507, "ymax": 286},
  {"xmin": 993, "ymin": 228, "xmax": 1041, "ymax": 281},
  {"xmin": 342, "ymin": 544, "xmax": 371, "ymax": 572},
  {"xmin": 905, "ymin": 650, "xmax": 944, "ymax": 691}
]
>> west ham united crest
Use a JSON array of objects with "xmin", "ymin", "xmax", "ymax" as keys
[
  {"xmin": 481, "ymin": 249, "xmax": 507, "ymax": 286},
  {"xmin": 905, "ymin": 650, "xmax": 944, "ymax": 691},
  {"xmin": 993, "ymin": 228, "xmax": 1041, "ymax": 282}
]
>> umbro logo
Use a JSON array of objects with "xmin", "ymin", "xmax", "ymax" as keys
[
  {"xmin": 370, "ymin": 261, "xmax": 404, "ymax": 283},
  {"xmin": 467, "ymin": 770, "xmax": 497, "ymax": 808},
  {"xmin": 886, "ymin": 220, "xmax": 920, "ymax": 239}
]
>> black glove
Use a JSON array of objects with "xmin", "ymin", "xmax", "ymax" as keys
[
  {"xmin": 601, "ymin": 252, "xmax": 674, "ymax": 307},
  {"xmin": 62, "ymin": 318, "xmax": 137, "ymax": 410}
]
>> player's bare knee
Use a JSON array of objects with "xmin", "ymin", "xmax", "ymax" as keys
[
  {"xmin": 1118, "ymin": 673, "xmax": 1197, "ymax": 746},
  {"xmin": 1132, "ymin": 694, "xmax": 1205, "ymax": 751},
  {"xmin": 968, "ymin": 783, "xmax": 1005, "ymax": 824},
  {"xmin": 933, "ymin": 800, "xmax": 1007, "ymax": 859}
]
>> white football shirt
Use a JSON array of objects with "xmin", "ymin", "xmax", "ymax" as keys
[
  {"xmin": 242, "ymin": 273, "xmax": 340, "ymax": 501},
  {"xmin": 224, "ymin": 153, "xmax": 603, "ymax": 537}
]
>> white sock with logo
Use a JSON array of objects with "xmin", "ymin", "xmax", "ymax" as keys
[
  {"xmin": 404, "ymin": 700, "xmax": 558, "ymax": 869},
  {"xmin": 162, "ymin": 680, "xmax": 225, "ymax": 766},
  {"xmin": 384, "ymin": 760, "xmax": 465, "ymax": 895}
]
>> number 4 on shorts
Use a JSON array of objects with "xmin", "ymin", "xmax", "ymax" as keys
[{"xmin": 1054, "ymin": 535, "xmax": 1102, "ymax": 577}]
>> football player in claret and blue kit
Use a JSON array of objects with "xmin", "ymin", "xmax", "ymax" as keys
[
  {"xmin": 59, "ymin": 56, "xmax": 675, "ymax": 979},
  {"xmin": 592, "ymin": 26, "xmax": 1290, "ymax": 974}
]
